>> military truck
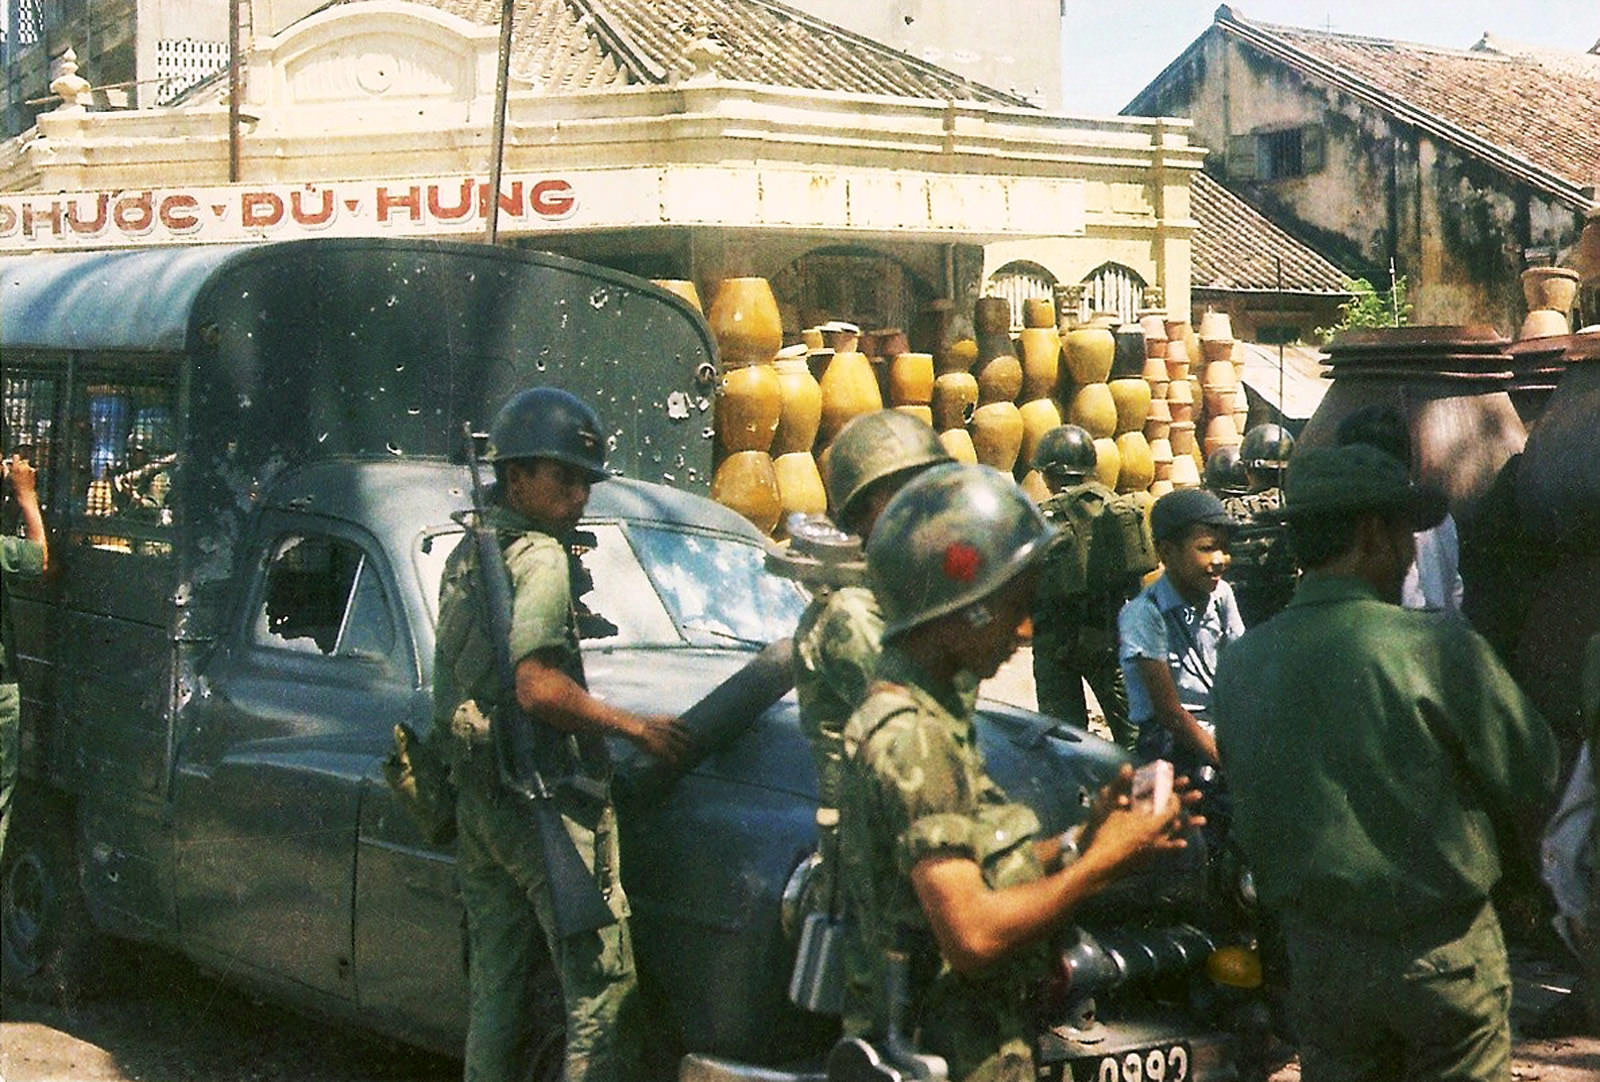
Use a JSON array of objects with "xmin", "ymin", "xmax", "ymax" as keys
[{"xmin": 1, "ymin": 239, "xmax": 1263, "ymax": 1081}]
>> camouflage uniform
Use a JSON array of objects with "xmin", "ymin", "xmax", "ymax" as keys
[
  {"xmin": 1220, "ymin": 487, "xmax": 1296, "ymax": 627},
  {"xmin": 1, "ymin": 535, "xmax": 46, "ymax": 863},
  {"xmin": 839, "ymin": 646, "xmax": 1052, "ymax": 1082},
  {"xmin": 433, "ymin": 504, "xmax": 637, "ymax": 1082},
  {"xmin": 794, "ymin": 584, "xmax": 883, "ymax": 911},
  {"xmin": 1032, "ymin": 480, "xmax": 1146, "ymax": 748}
]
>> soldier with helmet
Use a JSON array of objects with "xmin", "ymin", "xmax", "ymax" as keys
[
  {"xmin": 432, "ymin": 387, "xmax": 688, "ymax": 1082},
  {"xmin": 1204, "ymin": 444, "xmax": 1249, "ymax": 499},
  {"xmin": 1221, "ymin": 423, "xmax": 1299, "ymax": 626},
  {"xmin": 836, "ymin": 464, "xmax": 1198, "ymax": 1081},
  {"xmin": 1030, "ymin": 424, "xmax": 1156, "ymax": 748},
  {"xmin": 791, "ymin": 410, "xmax": 952, "ymax": 919}
]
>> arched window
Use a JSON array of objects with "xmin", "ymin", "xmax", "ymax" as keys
[
  {"xmin": 1077, "ymin": 263, "xmax": 1146, "ymax": 325},
  {"xmin": 987, "ymin": 261, "xmax": 1057, "ymax": 329},
  {"xmin": 770, "ymin": 246, "xmax": 933, "ymax": 339}
]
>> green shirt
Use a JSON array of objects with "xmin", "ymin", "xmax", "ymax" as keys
[
  {"xmin": 795, "ymin": 584, "xmax": 883, "ymax": 815},
  {"xmin": 838, "ymin": 646, "xmax": 1049, "ymax": 1078},
  {"xmin": 432, "ymin": 504, "xmax": 605, "ymax": 785},
  {"xmin": 1, "ymin": 536, "xmax": 46, "ymax": 687},
  {"xmin": 1213, "ymin": 573, "xmax": 1559, "ymax": 934}
]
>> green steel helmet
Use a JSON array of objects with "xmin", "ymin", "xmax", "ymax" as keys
[
  {"xmin": 483, "ymin": 386, "xmax": 607, "ymax": 482},
  {"xmin": 867, "ymin": 463, "xmax": 1054, "ymax": 641},
  {"xmin": 824, "ymin": 409, "xmax": 951, "ymax": 529},
  {"xmin": 1205, "ymin": 444, "xmax": 1248, "ymax": 495},
  {"xmin": 1031, "ymin": 423, "xmax": 1097, "ymax": 480},
  {"xmin": 1240, "ymin": 423, "xmax": 1295, "ymax": 472}
]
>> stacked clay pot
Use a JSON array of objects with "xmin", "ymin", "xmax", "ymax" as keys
[
  {"xmin": 1160, "ymin": 317, "xmax": 1203, "ymax": 487},
  {"xmin": 708, "ymin": 277, "xmax": 786, "ymax": 529},
  {"xmin": 1519, "ymin": 266, "xmax": 1580, "ymax": 340},
  {"xmin": 888, "ymin": 350, "xmax": 936, "ymax": 430},
  {"xmin": 1016, "ymin": 304, "xmax": 1063, "ymax": 474},
  {"xmin": 817, "ymin": 348, "xmax": 883, "ymax": 447},
  {"xmin": 1197, "ymin": 312, "xmax": 1242, "ymax": 461},
  {"xmin": 771, "ymin": 344, "xmax": 827, "ymax": 528}
]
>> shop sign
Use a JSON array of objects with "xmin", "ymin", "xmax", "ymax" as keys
[{"xmin": 0, "ymin": 166, "xmax": 1087, "ymax": 252}]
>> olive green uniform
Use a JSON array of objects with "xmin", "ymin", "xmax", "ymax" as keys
[
  {"xmin": 1219, "ymin": 488, "xmax": 1296, "ymax": 627},
  {"xmin": 1032, "ymin": 480, "xmax": 1147, "ymax": 748},
  {"xmin": 839, "ymin": 646, "xmax": 1052, "ymax": 1082},
  {"xmin": 794, "ymin": 584, "xmax": 883, "ymax": 911},
  {"xmin": 433, "ymin": 504, "xmax": 637, "ymax": 1082},
  {"xmin": 1, "ymin": 535, "xmax": 46, "ymax": 864},
  {"xmin": 1213, "ymin": 574, "xmax": 1559, "ymax": 1082}
]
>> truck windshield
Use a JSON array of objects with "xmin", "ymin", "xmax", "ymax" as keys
[{"xmin": 413, "ymin": 521, "xmax": 805, "ymax": 649}]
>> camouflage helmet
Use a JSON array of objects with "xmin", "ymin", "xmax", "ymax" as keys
[
  {"xmin": 1031, "ymin": 423, "xmax": 1098, "ymax": 480},
  {"xmin": 867, "ymin": 463, "xmax": 1054, "ymax": 641},
  {"xmin": 1204, "ymin": 443, "xmax": 1248, "ymax": 494},
  {"xmin": 483, "ymin": 387, "xmax": 607, "ymax": 482},
  {"xmin": 824, "ymin": 410, "xmax": 951, "ymax": 529},
  {"xmin": 1240, "ymin": 423, "xmax": 1296, "ymax": 473}
]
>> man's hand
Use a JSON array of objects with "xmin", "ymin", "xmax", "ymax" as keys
[
  {"xmin": 631, "ymin": 714, "xmax": 691, "ymax": 766},
  {"xmin": 1079, "ymin": 763, "xmax": 1203, "ymax": 867},
  {"xmin": 6, "ymin": 454, "xmax": 38, "ymax": 499}
]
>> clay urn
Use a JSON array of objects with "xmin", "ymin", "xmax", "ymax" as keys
[
  {"xmin": 651, "ymin": 278, "xmax": 703, "ymax": 313},
  {"xmin": 1116, "ymin": 431, "xmax": 1155, "ymax": 493},
  {"xmin": 712, "ymin": 450, "xmax": 783, "ymax": 534},
  {"xmin": 1022, "ymin": 297, "xmax": 1057, "ymax": 329},
  {"xmin": 1018, "ymin": 397, "xmax": 1064, "ymax": 471},
  {"xmin": 977, "ymin": 355, "xmax": 1025, "ymax": 404},
  {"xmin": 1064, "ymin": 325, "xmax": 1115, "ymax": 384},
  {"xmin": 773, "ymin": 451, "xmax": 828, "ymax": 518},
  {"xmin": 939, "ymin": 427, "xmax": 979, "ymax": 464},
  {"xmin": 888, "ymin": 352, "xmax": 936, "ymax": 406},
  {"xmin": 707, "ymin": 278, "xmax": 783, "ymax": 368},
  {"xmin": 969, "ymin": 402, "xmax": 1025, "ymax": 471},
  {"xmin": 1018, "ymin": 328, "xmax": 1062, "ymax": 400},
  {"xmin": 974, "ymin": 296, "xmax": 1012, "ymax": 334},
  {"xmin": 1108, "ymin": 377, "xmax": 1153, "ymax": 434},
  {"xmin": 1521, "ymin": 266, "xmax": 1581, "ymax": 313},
  {"xmin": 816, "ymin": 351, "xmax": 883, "ymax": 445},
  {"xmin": 932, "ymin": 371, "xmax": 981, "ymax": 431},
  {"xmin": 1066, "ymin": 381, "xmax": 1118, "ymax": 439},
  {"xmin": 1092, "ymin": 437, "xmax": 1120, "ymax": 490},
  {"xmin": 715, "ymin": 361, "xmax": 782, "ymax": 453},
  {"xmin": 772, "ymin": 349, "xmax": 823, "ymax": 455}
]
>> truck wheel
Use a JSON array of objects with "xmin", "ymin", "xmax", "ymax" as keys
[{"xmin": 1, "ymin": 806, "xmax": 102, "ymax": 1003}]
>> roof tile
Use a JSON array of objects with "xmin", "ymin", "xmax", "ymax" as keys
[{"xmin": 1189, "ymin": 171, "xmax": 1351, "ymax": 294}]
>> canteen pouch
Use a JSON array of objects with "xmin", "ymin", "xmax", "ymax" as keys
[
  {"xmin": 789, "ymin": 909, "xmax": 848, "ymax": 1015},
  {"xmin": 384, "ymin": 721, "xmax": 458, "ymax": 846}
]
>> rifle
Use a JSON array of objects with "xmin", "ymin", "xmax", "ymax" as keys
[{"xmin": 462, "ymin": 423, "xmax": 618, "ymax": 938}]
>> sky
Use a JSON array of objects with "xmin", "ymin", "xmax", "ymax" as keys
[{"xmin": 1060, "ymin": 0, "xmax": 1600, "ymax": 116}]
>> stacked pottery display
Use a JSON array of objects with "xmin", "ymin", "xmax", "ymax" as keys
[
  {"xmin": 968, "ymin": 297, "xmax": 1025, "ymax": 472},
  {"xmin": 1161, "ymin": 317, "xmax": 1199, "ymax": 486},
  {"xmin": 1017, "ymin": 304, "xmax": 1063, "ymax": 473},
  {"xmin": 933, "ymin": 335, "xmax": 981, "ymax": 463},
  {"xmin": 707, "ymin": 277, "xmax": 785, "ymax": 532},
  {"xmin": 771, "ymin": 343, "xmax": 827, "ymax": 526},
  {"xmin": 1196, "ymin": 311, "xmax": 1242, "ymax": 459},
  {"xmin": 1518, "ymin": 266, "xmax": 1581, "ymax": 340}
]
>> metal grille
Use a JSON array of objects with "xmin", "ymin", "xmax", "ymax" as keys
[
  {"xmin": 988, "ymin": 261, "xmax": 1057, "ymax": 329},
  {"xmin": 1080, "ymin": 263, "xmax": 1146, "ymax": 325},
  {"xmin": 155, "ymin": 37, "xmax": 228, "ymax": 104}
]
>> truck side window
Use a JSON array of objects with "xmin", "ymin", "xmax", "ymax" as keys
[
  {"xmin": 67, "ymin": 373, "xmax": 180, "ymax": 556},
  {"xmin": 253, "ymin": 534, "xmax": 395, "ymax": 659}
]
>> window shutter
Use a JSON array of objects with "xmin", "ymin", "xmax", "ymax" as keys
[
  {"xmin": 1301, "ymin": 125, "xmax": 1326, "ymax": 174},
  {"xmin": 1227, "ymin": 134, "xmax": 1259, "ymax": 180}
]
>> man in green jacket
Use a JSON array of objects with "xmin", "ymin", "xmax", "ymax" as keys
[{"xmin": 1213, "ymin": 444, "xmax": 1559, "ymax": 1082}]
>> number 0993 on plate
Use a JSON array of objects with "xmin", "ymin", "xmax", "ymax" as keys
[{"xmin": 1065, "ymin": 1042, "xmax": 1191, "ymax": 1082}]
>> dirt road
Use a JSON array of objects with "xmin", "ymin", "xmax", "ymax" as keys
[{"xmin": 2, "ymin": 942, "xmax": 1596, "ymax": 1082}]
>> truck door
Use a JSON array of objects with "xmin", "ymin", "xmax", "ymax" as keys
[{"xmin": 173, "ymin": 516, "xmax": 416, "ymax": 1000}]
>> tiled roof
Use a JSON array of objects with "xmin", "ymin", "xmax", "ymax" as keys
[
  {"xmin": 1213, "ymin": 6, "xmax": 1600, "ymax": 208},
  {"xmin": 1189, "ymin": 171, "xmax": 1350, "ymax": 294},
  {"xmin": 337, "ymin": 0, "xmax": 1030, "ymax": 104}
]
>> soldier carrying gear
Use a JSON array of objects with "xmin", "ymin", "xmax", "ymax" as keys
[
  {"xmin": 1030, "ymin": 424, "xmax": 1157, "ymax": 749},
  {"xmin": 432, "ymin": 385, "xmax": 687, "ymax": 1082},
  {"xmin": 837, "ymin": 462, "xmax": 1200, "ymax": 1082},
  {"xmin": 1222, "ymin": 423, "xmax": 1298, "ymax": 626},
  {"xmin": 790, "ymin": 410, "xmax": 952, "ymax": 946}
]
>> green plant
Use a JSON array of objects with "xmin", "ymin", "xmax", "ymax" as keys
[{"xmin": 1315, "ymin": 275, "xmax": 1412, "ymax": 342}]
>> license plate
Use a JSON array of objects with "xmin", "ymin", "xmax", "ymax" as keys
[{"xmin": 1067, "ymin": 1042, "xmax": 1192, "ymax": 1082}]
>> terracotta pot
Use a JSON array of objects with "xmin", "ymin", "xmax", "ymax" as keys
[
  {"xmin": 1149, "ymin": 437, "xmax": 1174, "ymax": 480},
  {"xmin": 1168, "ymin": 451, "xmax": 1201, "ymax": 489},
  {"xmin": 1147, "ymin": 396, "xmax": 1172, "ymax": 423},
  {"xmin": 932, "ymin": 371, "xmax": 981, "ymax": 431},
  {"xmin": 1165, "ymin": 348, "xmax": 1190, "ymax": 383},
  {"xmin": 940, "ymin": 337, "xmax": 979, "ymax": 374},
  {"xmin": 1164, "ymin": 318, "xmax": 1189, "ymax": 343},
  {"xmin": 711, "ymin": 450, "xmax": 782, "ymax": 534},
  {"xmin": 1204, "ymin": 413, "xmax": 1241, "ymax": 457},
  {"xmin": 1204, "ymin": 386, "xmax": 1236, "ymax": 418},
  {"xmin": 772, "ymin": 355, "xmax": 824, "ymax": 454},
  {"xmin": 1064, "ymin": 326, "xmax": 1115, "ymax": 384},
  {"xmin": 801, "ymin": 326, "xmax": 825, "ymax": 350},
  {"xmin": 1066, "ymin": 381, "xmax": 1118, "ymax": 439},
  {"xmin": 651, "ymin": 278, "xmax": 702, "ymax": 313},
  {"xmin": 873, "ymin": 327, "xmax": 911, "ymax": 359},
  {"xmin": 806, "ymin": 347, "xmax": 835, "ymax": 384},
  {"xmin": 1092, "ymin": 437, "xmax": 1121, "ymax": 490},
  {"xmin": 1234, "ymin": 405, "xmax": 1250, "ymax": 434},
  {"xmin": 977, "ymin": 355, "xmax": 1024, "ymax": 405},
  {"xmin": 1116, "ymin": 431, "xmax": 1155, "ymax": 493},
  {"xmin": 1022, "ymin": 297, "xmax": 1057, "ymax": 329},
  {"xmin": 715, "ymin": 362, "xmax": 782, "ymax": 453},
  {"xmin": 932, "ymin": 426, "xmax": 974, "ymax": 465},
  {"xmin": 1018, "ymin": 328, "xmax": 1062, "ymax": 400},
  {"xmin": 1519, "ymin": 309, "xmax": 1570, "ymax": 340},
  {"xmin": 1019, "ymin": 468, "xmax": 1052, "ymax": 503},
  {"xmin": 817, "ymin": 351, "xmax": 883, "ymax": 445},
  {"xmin": 1201, "ymin": 337, "xmax": 1235, "ymax": 365},
  {"xmin": 1140, "ymin": 312, "xmax": 1169, "ymax": 345},
  {"xmin": 1521, "ymin": 266, "xmax": 1581, "ymax": 313},
  {"xmin": 1144, "ymin": 416, "xmax": 1171, "ymax": 442},
  {"xmin": 1150, "ymin": 478, "xmax": 1175, "ymax": 498},
  {"xmin": 1169, "ymin": 419, "xmax": 1197, "ymax": 456},
  {"xmin": 1202, "ymin": 358, "xmax": 1237, "ymax": 389},
  {"xmin": 820, "ymin": 321, "xmax": 861, "ymax": 354},
  {"xmin": 1142, "ymin": 355, "xmax": 1170, "ymax": 392},
  {"xmin": 773, "ymin": 451, "xmax": 828, "ymax": 518},
  {"xmin": 974, "ymin": 296, "xmax": 1012, "ymax": 334},
  {"xmin": 1167, "ymin": 376, "xmax": 1194, "ymax": 405},
  {"xmin": 895, "ymin": 404, "xmax": 935, "ymax": 428},
  {"xmin": 1018, "ymin": 397, "xmax": 1063, "ymax": 471},
  {"xmin": 970, "ymin": 402, "xmax": 1024, "ymax": 471},
  {"xmin": 888, "ymin": 352, "xmax": 936, "ymax": 406},
  {"xmin": 1108, "ymin": 377, "xmax": 1152, "ymax": 434},
  {"xmin": 708, "ymin": 278, "xmax": 783, "ymax": 368},
  {"xmin": 1197, "ymin": 310, "xmax": 1234, "ymax": 341}
]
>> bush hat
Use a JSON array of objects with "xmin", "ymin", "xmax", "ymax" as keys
[
  {"xmin": 1150, "ymin": 488, "xmax": 1233, "ymax": 543},
  {"xmin": 1274, "ymin": 444, "xmax": 1447, "ymax": 530}
]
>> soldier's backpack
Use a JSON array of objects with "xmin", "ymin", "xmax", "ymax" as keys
[{"xmin": 1040, "ymin": 484, "xmax": 1158, "ymax": 600}]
